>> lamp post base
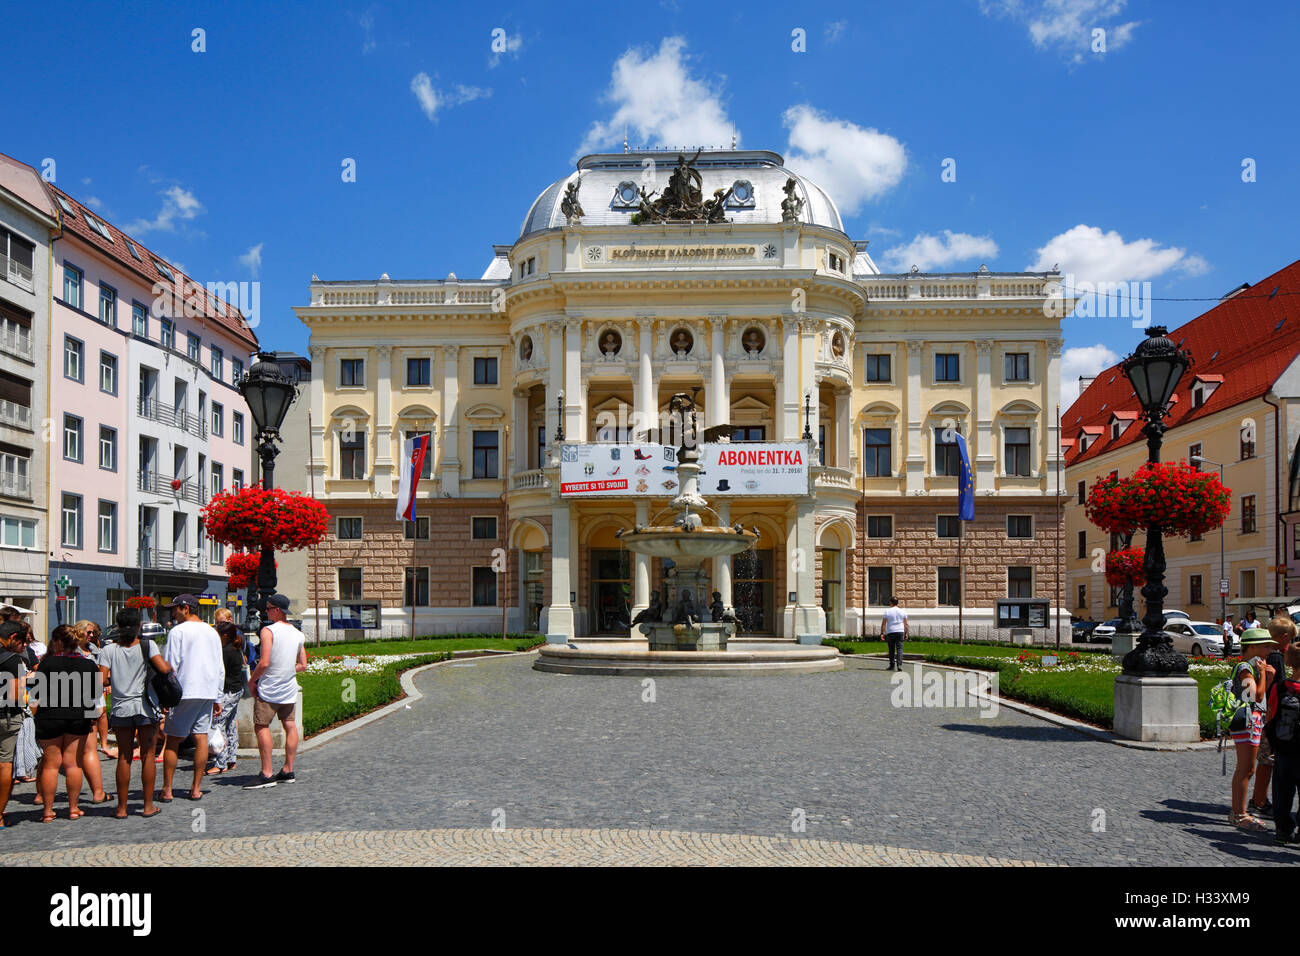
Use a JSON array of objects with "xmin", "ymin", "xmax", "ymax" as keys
[
  {"xmin": 1113, "ymin": 674, "xmax": 1201, "ymax": 742},
  {"xmin": 1122, "ymin": 633, "xmax": 1189, "ymax": 676}
]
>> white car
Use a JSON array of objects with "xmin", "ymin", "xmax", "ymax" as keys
[
  {"xmin": 1163, "ymin": 609, "xmax": 1191, "ymax": 622},
  {"xmin": 1090, "ymin": 618, "xmax": 1122, "ymax": 641},
  {"xmin": 1163, "ymin": 619, "xmax": 1225, "ymax": 657}
]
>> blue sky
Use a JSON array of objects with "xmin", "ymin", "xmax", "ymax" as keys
[{"xmin": 5, "ymin": 0, "xmax": 1297, "ymax": 407}]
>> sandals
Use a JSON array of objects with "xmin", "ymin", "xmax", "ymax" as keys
[{"xmin": 1230, "ymin": 812, "xmax": 1270, "ymax": 832}]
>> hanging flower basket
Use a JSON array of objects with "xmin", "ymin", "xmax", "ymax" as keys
[
  {"xmin": 1085, "ymin": 460, "xmax": 1231, "ymax": 538},
  {"xmin": 125, "ymin": 595, "xmax": 156, "ymax": 610},
  {"xmin": 202, "ymin": 485, "xmax": 329, "ymax": 553},
  {"xmin": 224, "ymin": 551, "xmax": 278, "ymax": 591},
  {"xmin": 1104, "ymin": 547, "xmax": 1147, "ymax": 588}
]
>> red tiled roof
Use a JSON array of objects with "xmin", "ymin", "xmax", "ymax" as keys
[
  {"xmin": 1064, "ymin": 257, "xmax": 1300, "ymax": 471},
  {"xmin": 44, "ymin": 181, "xmax": 258, "ymax": 350},
  {"xmin": 1193, "ymin": 373, "xmax": 1225, "ymax": 384},
  {"xmin": 1109, "ymin": 410, "xmax": 1138, "ymax": 421}
]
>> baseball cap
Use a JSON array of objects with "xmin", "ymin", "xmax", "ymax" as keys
[
  {"xmin": 267, "ymin": 593, "xmax": 291, "ymax": 611},
  {"xmin": 168, "ymin": 594, "xmax": 200, "ymax": 609}
]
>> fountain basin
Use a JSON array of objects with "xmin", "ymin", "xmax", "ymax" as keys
[
  {"xmin": 533, "ymin": 640, "xmax": 843, "ymax": 676},
  {"xmin": 620, "ymin": 527, "xmax": 757, "ymax": 564}
]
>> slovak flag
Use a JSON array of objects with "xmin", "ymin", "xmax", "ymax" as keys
[
  {"xmin": 395, "ymin": 434, "xmax": 430, "ymax": 522},
  {"xmin": 955, "ymin": 433, "xmax": 975, "ymax": 521}
]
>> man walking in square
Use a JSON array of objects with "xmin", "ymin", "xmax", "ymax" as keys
[
  {"xmin": 881, "ymin": 596, "xmax": 909, "ymax": 672},
  {"xmin": 244, "ymin": 594, "xmax": 307, "ymax": 789},
  {"xmin": 160, "ymin": 595, "xmax": 224, "ymax": 801}
]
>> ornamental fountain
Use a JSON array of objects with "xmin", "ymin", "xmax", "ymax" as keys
[{"xmin": 533, "ymin": 392, "xmax": 842, "ymax": 675}]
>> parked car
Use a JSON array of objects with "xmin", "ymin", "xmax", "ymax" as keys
[
  {"xmin": 1162, "ymin": 609, "xmax": 1191, "ymax": 623},
  {"xmin": 104, "ymin": 621, "xmax": 166, "ymax": 645},
  {"xmin": 1163, "ymin": 619, "xmax": 1225, "ymax": 657},
  {"xmin": 1070, "ymin": 618, "xmax": 1099, "ymax": 642},
  {"xmin": 1090, "ymin": 618, "xmax": 1122, "ymax": 643}
]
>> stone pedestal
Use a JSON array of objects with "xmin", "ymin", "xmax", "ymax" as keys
[
  {"xmin": 1010, "ymin": 628, "xmax": 1033, "ymax": 645},
  {"xmin": 1111, "ymin": 631, "xmax": 1136, "ymax": 656},
  {"xmin": 1113, "ymin": 675, "xmax": 1201, "ymax": 742},
  {"xmin": 236, "ymin": 689, "xmax": 304, "ymax": 750},
  {"xmin": 646, "ymin": 621, "xmax": 733, "ymax": 652}
]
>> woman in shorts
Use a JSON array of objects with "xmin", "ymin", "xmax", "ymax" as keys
[
  {"xmin": 1230, "ymin": 629, "xmax": 1278, "ymax": 831},
  {"xmin": 31, "ymin": 626, "xmax": 102, "ymax": 822},
  {"xmin": 98, "ymin": 609, "xmax": 171, "ymax": 819}
]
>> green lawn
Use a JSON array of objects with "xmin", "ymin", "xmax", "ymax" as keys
[
  {"xmin": 300, "ymin": 653, "xmax": 451, "ymax": 736},
  {"xmin": 825, "ymin": 639, "xmax": 1066, "ymax": 659},
  {"xmin": 307, "ymin": 636, "xmax": 545, "ymax": 657}
]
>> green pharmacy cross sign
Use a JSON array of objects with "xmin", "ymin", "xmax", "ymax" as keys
[{"xmin": 56, "ymin": 576, "xmax": 71, "ymax": 591}]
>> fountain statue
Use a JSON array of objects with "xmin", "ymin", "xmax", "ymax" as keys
[{"xmin": 616, "ymin": 392, "xmax": 758, "ymax": 651}]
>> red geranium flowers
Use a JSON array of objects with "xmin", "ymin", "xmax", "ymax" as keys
[
  {"xmin": 202, "ymin": 484, "xmax": 328, "ymax": 553},
  {"xmin": 1086, "ymin": 460, "xmax": 1230, "ymax": 538}
]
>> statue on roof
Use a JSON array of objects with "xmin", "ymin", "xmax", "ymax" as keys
[
  {"xmin": 780, "ymin": 177, "xmax": 804, "ymax": 223},
  {"xmin": 560, "ymin": 178, "xmax": 584, "ymax": 224},
  {"xmin": 632, "ymin": 150, "xmax": 728, "ymax": 224}
]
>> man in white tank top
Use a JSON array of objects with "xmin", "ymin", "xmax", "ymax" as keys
[
  {"xmin": 880, "ymin": 596, "xmax": 910, "ymax": 672},
  {"xmin": 244, "ymin": 594, "xmax": 307, "ymax": 789}
]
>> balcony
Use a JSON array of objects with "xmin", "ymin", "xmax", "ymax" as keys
[
  {"xmin": 0, "ymin": 471, "xmax": 31, "ymax": 499},
  {"xmin": 0, "ymin": 399, "xmax": 31, "ymax": 430},
  {"xmin": 137, "ymin": 548, "xmax": 203, "ymax": 573},
  {"xmin": 510, "ymin": 469, "xmax": 550, "ymax": 491},
  {"xmin": 1, "ymin": 254, "xmax": 34, "ymax": 293},
  {"xmin": 0, "ymin": 319, "xmax": 32, "ymax": 360},
  {"xmin": 137, "ymin": 470, "xmax": 207, "ymax": 505},
  {"xmin": 137, "ymin": 397, "xmax": 207, "ymax": 439},
  {"xmin": 812, "ymin": 466, "xmax": 855, "ymax": 490}
]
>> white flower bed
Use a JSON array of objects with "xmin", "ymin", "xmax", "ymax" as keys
[{"xmin": 304, "ymin": 654, "xmax": 424, "ymax": 675}]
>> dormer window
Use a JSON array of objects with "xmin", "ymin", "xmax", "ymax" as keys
[
  {"xmin": 1111, "ymin": 422, "xmax": 1121, "ymax": 441},
  {"xmin": 1192, "ymin": 387, "xmax": 1205, "ymax": 408},
  {"xmin": 828, "ymin": 251, "xmax": 845, "ymax": 273}
]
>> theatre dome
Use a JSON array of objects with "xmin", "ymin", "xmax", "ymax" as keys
[{"xmin": 518, "ymin": 149, "xmax": 844, "ymax": 239}]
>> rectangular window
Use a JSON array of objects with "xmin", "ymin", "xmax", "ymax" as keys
[
  {"xmin": 211, "ymin": 463, "xmax": 223, "ymax": 495},
  {"xmin": 63, "ymin": 263, "xmax": 82, "ymax": 309},
  {"xmin": 405, "ymin": 567, "xmax": 430, "ymax": 607},
  {"xmin": 340, "ymin": 358, "xmax": 364, "ymax": 387},
  {"xmin": 472, "ymin": 566, "xmax": 497, "ymax": 606},
  {"xmin": 1190, "ymin": 574, "xmax": 1203, "ymax": 606},
  {"xmin": 937, "ymin": 567, "xmax": 962, "ymax": 606},
  {"xmin": 1005, "ymin": 428, "xmax": 1032, "ymax": 476},
  {"xmin": 935, "ymin": 353, "xmax": 960, "ymax": 382},
  {"xmin": 233, "ymin": 412, "xmax": 244, "ymax": 445},
  {"xmin": 338, "ymin": 568, "xmax": 363, "ymax": 600},
  {"xmin": 210, "ymin": 346, "xmax": 223, "ymax": 380},
  {"xmin": 98, "ymin": 426, "xmax": 116, "ymax": 471},
  {"xmin": 1189, "ymin": 443, "xmax": 1202, "ymax": 470},
  {"xmin": 211, "ymin": 402, "xmax": 223, "ymax": 437},
  {"xmin": 1240, "ymin": 426, "xmax": 1256, "ymax": 460},
  {"xmin": 937, "ymin": 515, "xmax": 962, "ymax": 539},
  {"xmin": 99, "ymin": 351, "xmax": 117, "ymax": 394},
  {"xmin": 1008, "ymin": 567, "xmax": 1033, "ymax": 598},
  {"xmin": 404, "ymin": 431, "xmax": 432, "ymax": 479},
  {"xmin": 0, "ymin": 515, "xmax": 37, "ymax": 549},
  {"xmin": 934, "ymin": 429, "xmax": 961, "ymax": 476},
  {"xmin": 160, "ymin": 319, "xmax": 174, "ymax": 350},
  {"xmin": 407, "ymin": 357, "xmax": 430, "ymax": 387},
  {"xmin": 98, "ymin": 284, "xmax": 116, "ymax": 326},
  {"xmin": 865, "ymin": 354, "xmax": 891, "ymax": 383},
  {"xmin": 863, "ymin": 428, "xmax": 891, "ymax": 477},
  {"xmin": 186, "ymin": 333, "xmax": 201, "ymax": 362},
  {"xmin": 866, "ymin": 515, "xmax": 892, "ymax": 538},
  {"xmin": 132, "ymin": 301, "xmax": 148, "ymax": 338},
  {"xmin": 339, "ymin": 432, "xmax": 366, "ymax": 479},
  {"xmin": 1077, "ymin": 584, "xmax": 1087, "ymax": 609},
  {"xmin": 731, "ymin": 426, "xmax": 765, "ymax": 442},
  {"xmin": 404, "ymin": 516, "xmax": 430, "ymax": 540},
  {"xmin": 209, "ymin": 536, "xmax": 223, "ymax": 564},
  {"xmin": 1007, "ymin": 515, "xmax": 1033, "ymax": 538},
  {"xmin": 1242, "ymin": 495, "xmax": 1257, "ymax": 534},
  {"xmin": 231, "ymin": 357, "xmax": 244, "ymax": 386},
  {"xmin": 1077, "ymin": 480, "xmax": 1086, "ymax": 504},
  {"xmin": 1077, "ymin": 529, "xmax": 1087, "ymax": 559},
  {"xmin": 63, "ymin": 414, "xmax": 82, "ymax": 462},
  {"xmin": 471, "ymin": 516, "xmax": 497, "ymax": 539},
  {"xmin": 337, "ymin": 517, "xmax": 362, "ymax": 540},
  {"xmin": 64, "ymin": 336, "xmax": 83, "ymax": 381},
  {"xmin": 61, "ymin": 493, "xmax": 81, "ymax": 548},
  {"xmin": 1004, "ymin": 352, "xmax": 1030, "ymax": 382},
  {"xmin": 473, "ymin": 357, "xmax": 498, "ymax": 385},
  {"xmin": 867, "ymin": 567, "xmax": 893, "ymax": 607},
  {"xmin": 232, "ymin": 468, "xmax": 244, "ymax": 490},
  {"xmin": 472, "ymin": 430, "xmax": 499, "ymax": 479},
  {"xmin": 97, "ymin": 500, "xmax": 117, "ymax": 553}
]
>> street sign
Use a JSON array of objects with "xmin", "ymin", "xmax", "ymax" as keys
[{"xmin": 1220, "ymin": 579, "xmax": 1230, "ymax": 596}]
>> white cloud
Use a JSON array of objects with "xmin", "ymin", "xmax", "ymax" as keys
[
  {"xmin": 125, "ymin": 185, "xmax": 204, "ymax": 234},
  {"xmin": 981, "ymin": 0, "xmax": 1140, "ymax": 62},
  {"xmin": 360, "ymin": 12, "xmax": 376, "ymax": 54},
  {"xmin": 239, "ymin": 242, "xmax": 263, "ymax": 278},
  {"xmin": 1028, "ymin": 224, "xmax": 1209, "ymax": 285},
  {"xmin": 575, "ymin": 37, "xmax": 736, "ymax": 159},
  {"xmin": 83, "ymin": 196, "xmax": 103, "ymax": 210},
  {"xmin": 825, "ymin": 20, "xmax": 848, "ymax": 43},
  {"xmin": 880, "ymin": 230, "xmax": 998, "ymax": 272},
  {"xmin": 410, "ymin": 73, "xmax": 491, "ymax": 122},
  {"xmin": 488, "ymin": 31, "xmax": 523, "ymax": 68},
  {"xmin": 1061, "ymin": 343, "xmax": 1119, "ymax": 410},
  {"xmin": 782, "ymin": 105, "xmax": 907, "ymax": 214}
]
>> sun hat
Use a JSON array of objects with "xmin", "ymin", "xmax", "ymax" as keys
[{"xmin": 1239, "ymin": 628, "xmax": 1277, "ymax": 646}]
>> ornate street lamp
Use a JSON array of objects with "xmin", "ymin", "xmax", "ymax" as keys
[
  {"xmin": 554, "ymin": 389, "xmax": 565, "ymax": 443},
  {"xmin": 1119, "ymin": 326, "xmax": 1193, "ymax": 675},
  {"xmin": 238, "ymin": 352, "xmax": 298, "ymax": 632}
]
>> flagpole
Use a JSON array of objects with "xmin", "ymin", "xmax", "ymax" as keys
[
  {"xmin": 1055, "ymin": 403, "xmax": 1062, "ymax": 651},
  {"xmin": 958, "ymin": 524, "xmax": 964, "ymax": 645}
]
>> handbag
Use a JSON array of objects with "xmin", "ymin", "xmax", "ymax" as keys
[{"xmin": 140, "ymin": 638, "xmax": 183, "ymax": 709}]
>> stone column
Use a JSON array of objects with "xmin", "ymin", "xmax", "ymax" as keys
[
  {"xmin": 511, "ymin": 388, "xmax": 529, "ymax": 478},
  {"xmin": 715, "ymin": 498, "xmax": 733, "ymax": 614},
  {"xmin": 440, "ymin": 345, "xmax": 460, "ymax": 496},
  {"xmin": 308, "ymin": 344, "xmax": 326, "ymax": 484},
  {"xmin": 565, "ymin": 319, "xmax": 582, "ymax": 443},
  {"xmin": 904, "ymin": 340, "xmax": 924, "ymax": 493},
  {"xmin": 801, "ymin": 320, "xmax": 818, "ymax": 446},
  {"xmin": 835, "ymin": 385, "xmax": 851, "ymax": 469},
  {"xmin": 709, "ymin": 316, "xmax": 727, "ymax": 430},
  {"xmin": 789, "ymin": 498, "xmax": 823, "ymax": 643},
  {"xmin": 374, "ymin": 344, "xmax": 394, "ymax": 492},
  {"xmin": 636, "ymin": 317, "xmax": 654, "ymax": 440},
  {"xmin": 1046, "ymin": 338, "xmax": 1063, "ymax": 474},
  {"xmin": 780, "ymin": 314, "xmax": 800, "ymax": 440},
  {"xmin": 546, "ymin": 322, "xmax": 564, "ymax": 464},
  {"xmin": 545, "ymin": 499, "xmax": 574, "ymax": 643},
  {"xmin": 975, "ymin": 340, "xmax": 995, "ymax": 491},
  {"xmin": 631, "ymin": 498, "xmax": 650, "ymax": 638}
]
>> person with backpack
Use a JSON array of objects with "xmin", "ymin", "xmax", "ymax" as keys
[
  {"xmin": 98, "ymin": 609, "xmax": 171, "ymax": 819},
  {"xmin": 1252, "ymin": 616, "xmax": 1298, "ymax": 816},
  {"xmin": 1265, "ymin": 641, "xmax": 1300, "ymax": 844},
  {"xmin": 1227, "ymin": 629, "xmax": 1278, "ymax": 831},
  {"xmin": 0, "ymin": 621, "xmax": 27, "ymax": 828}
]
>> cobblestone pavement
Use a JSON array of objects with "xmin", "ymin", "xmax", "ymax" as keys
[{"xmin": 0, "ymin": 655, "xmax": 1290, "ymax": 866}]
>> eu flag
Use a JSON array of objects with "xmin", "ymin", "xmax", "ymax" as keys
[{"xmin": 955, "ymin": 433, "xmax": 975, "ymax": 520}]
